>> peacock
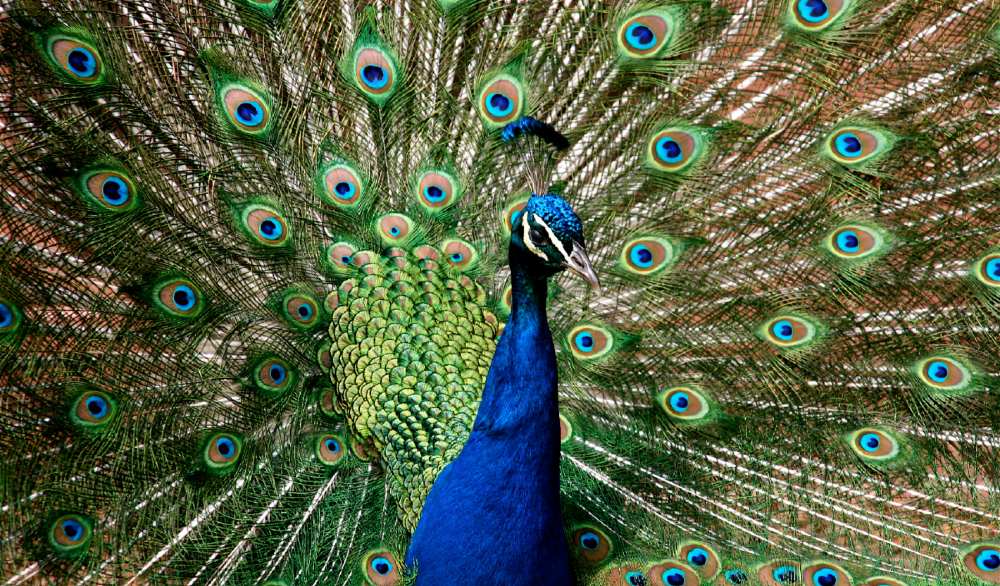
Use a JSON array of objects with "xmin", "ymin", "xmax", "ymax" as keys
[{"xmin": 2, "ymin": 0, "xmax": 1000, "ymax": 584}]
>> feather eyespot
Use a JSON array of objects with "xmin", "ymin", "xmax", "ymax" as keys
[
  {"xmin": 478, "ymin": 74, "xmax": 524, "ymax": 127},
  {"xmin": 317, "ymin": 343, "xmax": 333, "ymax": 373},
  {"xmin": 81, "ymin": 170, "xmax": 138, "ymax": 211},
  {"xmin": 847, "ymin": 428, "xmax": 900, "ymax": 462},
  {"xmin": 622, "ymin": 236, "xmax": 675, "ymax": 275},
  {"xmin": 155, "ymin": 278, "xmax": 204, "ymax": 318},
  {"xmin": 502, "ymin": 197, "xmax": 530, "ymax": 236},
  {"xmin": 973, "ymin": 253, "xmax": 1000, "ymax": 289},
  {"xmin": 243, "ymin": 205, "xmax": 289, "ymax": 246},
  {"xmin": 658, "ymin": 387, "xmax": 711, "ymax": 423},
  {"xmin": 222, "ymin": 85, "xmax": 271, "ymax": 134},
  {"xmin": 961, "ymin": 544, "xmax": 1000, "ymax": 584},
  {"xmin": 48, "ymin": 514, "xmax": 92, "ymax": 555},
  {"xmin": 559, "ymin": 412, "xmax": 574, "ymax": 443},
  {"xmin": 649, "ymin": 561, "xmax": 700, "ymax": 586},
  {"xmin": 0, "ymin": 300, "xmax": 22, "ymax": 333},
  {"xmin": 254, "ymin": 357, "xmax": 294, "ymax": 395},
  {"xmin": 316, "ymin": 434, "xmax": 345, "ymax": 465},
  {"xmin": 618, "ymin": 10, "xmax": 674, "ymax": 58},
  {"xmin": 725, "ymin": 570, "xmax": 750, "ymax": 584},
  {"xmin": 761, "ymin": 315, "xmax": 818, "ymax": 348},
  {"xmin": 823, "ymin": 126, "xmax": 891, "ymax": 166},
  {"xmin": 803, "ymin": 562, "xmax": 851, "ymax": 586},
  {"xmin": 441, "ymin": 239, "xmax": 477, "ymax": 271},
  {"xmin": 568, "ymin": 325, "xmax": 614, "ymax": 360},
  {"xmin": 73, "ymin": 391, "xmax": 115, "ymax": 427},
  {"xmin": 283, "ymin": 294, "xmax": 319, "ymax": 327},
  {"xmin": 914, "ymin": 356, "xmax": 971, "ymax": 392},
  {"xmin": 326, "ymin": 242, "xmax": 359, "ymax": 273},
  {"xmin": 826, "ymin": 225, "xmax": 884, "ymax": 259},
  {"xmin": 572, "ymin": 526, "xmax": 612, "ymax": 563},
  {"xmin": 416, "ymin": 171, "xmax": 460, "ymax": 210},
  {"xmin": 355, "ymin": 48, "xmax": 397, "ymax": 98},
  {"xmin": 323, "ymin": 165, "xmax": 364, "ymax": 207},
  {"xmin": 790, "ymin": 0, "xmax": 849, "ymax": 31},
  {"xmin": 48, "ymin": 35, "xmax": 103, "ymax": 83},
  {"xmin": 648, "ymin": 128, "xmax": 704, "ymax": 173},
  {"xmin": 756, "ymin": 562, "xmax": 800, "ymax": 586},
  {"xmin": 858, "ymin": 579, "xmax": 907, "ymax": 586},
  {"xmin": 378, "ymin": 213, "xmax": 414, "ymax": 244},
  {"xmin": 364, "ymin": 551, "xmax": 400, "ymax": 586},
  {"xmin": 318, "ymin": 388, "xmax": 339, "ymax": 417},
  {"xmin": 205, "ymin": 433, "xmax": 242, "ymax": 469},
  {"xmin": 677, "ymin": 541, "xmax": 720, "ymax": 580}
]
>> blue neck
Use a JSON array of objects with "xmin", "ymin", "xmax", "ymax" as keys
[
  {"xmin": 405, "ymin": 245, "xmax": 571, "ymax": 585},
  {"xmin": 473, "ymin": 249, "xmax": 557, "ymax": 433}
]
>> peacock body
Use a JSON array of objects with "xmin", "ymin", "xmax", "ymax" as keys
[{"xmin": 2, "ymin": 0, "xmax": 1000, "ymax": 585}]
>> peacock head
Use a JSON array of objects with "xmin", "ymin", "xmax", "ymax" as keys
[{"xmin": 511, "ymin": 194, "xmax": 601, "ymax": 292}]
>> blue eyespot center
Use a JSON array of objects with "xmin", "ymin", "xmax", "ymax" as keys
[
  {"xmin": 772, "ymin": 320, "xmax": 794, "ymax": 341},
  {"xmin": 424, "ymin": 186, "xmax": 446, "ymax": 202},
  {"xmin": 630, "ymin": 244, "xmax": 654, "ymax": 267},
  {"xmin": 580, "ymin": 531, "xmax": 600, "ymax": 550},
  {"xmin": 86, "ymin": 396, "xmax": 109, "ymax": 418},
  {"xmin": 670, "ymin": 392, "xmax": 690, "ymax": 413},
  {"xmin": 297, "ymin": 303, "xmax": 313, "ymax": 320},
  {"xmin": 726, "ymin": 570, "xmax": 748, "ymax": 585},
  {"xmin": 835, "ymin": 133, "xmax": 862, "ymax": 157},
  {"xmin": 334, "ymin": 181, "xmax": 355, "ymax": 199},
  {"xmin": 102, "ymin": 177, "xmax": 130, "ymax": 205},
  {"xmin": 67, "ymin": 48, "xmax": 96, "ymax": 76},
  {"xmin": 860, "ymin": 433, "xmax": 881, "ymax": 452},
  {"xmin": 664, "ymin": 568, "xmax": 686, "ymax": 586},
  {"xmin": 341, "ymin": 256, "xmax": 352, "ymax": 265},
  {"xmin": 173, "ymin": 285, "xmax": 195, "ymax": 311},
  {"xmin": 656, "ymin": 137, "xmax": 683, "ymax": 163},
  {"xmin": 836, "ymin": 231, "xmax": 859, "ymax": 253},
  {"xmin": 813, "ymin": 568, "xmax": 838, "ymax": 586},
  {"xmin": 269, "ymin": 364, "xmax": 287, "ymax": 384},
  {"xmin": 928, "ymin": 361, "xmax": 949, "ymax": 382},
  {"xmin": 0, "ymin": 302, "xmax": 13, "ymax": 328},
  {"xmin": 774, "ymin": 566, "xmax": 798, "ymax": 584},
  {"xmin": 626, "ymin": 23, "xmax": 657, "ymax": 50},
  {"xmin": 485, "ymin": 93, "xmax": 514, "ymax": 117},
  {"xmin": 259, "ymin": 219, "xmax": 283, "ymax": 240},
  {"xmin": 687, "ymin": 548, "xmax": 708, "ymax": 566},
  {"xmin": 216, "ymin": 437, "xmax": 234, "ymax": 458},
  {"xmin": 574, "ymin": 332, "xmax": 594, "ymax": 352},
  {"xmin": 626, "ymin": 571, "xmax": 646, "ymax": 586},
  {"xmin": 61, "ymin": 519, "xmax": 84, "ymax": 540},
  {"xmin": 362, "ymin": 65, "xmax": 389, "ymax": 89},
  {"xmin": 450, "ymin": 253, "xmax": 463, "ymax": 263},
  {"xmin": 325, "ymin": 438, "xmax": 340, "ymax": 453},
  {"xmin": 372, "ymin": 557, "xmax": 393, "ymax": 575},
  {"xmin": 236, "ymin": 101, "xmax": 264, "ymax": 126},
  {"xmin": 977, "ymin": 550, "xmax": 1000, "ymax": 571},
  {"xmin": 799, "ymin": 0, "xmax": 830, "ymax": 21},
  {"xmin": 987, "ymin": 259, "xmax": 1000, "ymax": 281},
  {"xmin": 390, "ymin": 227, "xmax": 400, "ymax": 236}
]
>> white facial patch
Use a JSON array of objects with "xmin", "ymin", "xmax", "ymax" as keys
[
  {"xmin": 521, "ymin": 212, "xmax": 571, "ymax": 263},
  {"xmin": 521, "ymin": 211, "xmax": 549, "ymax": 261}
]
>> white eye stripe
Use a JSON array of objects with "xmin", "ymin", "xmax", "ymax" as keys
[
  {"xmin": 536, "ymin": 217, "xmax": 570, "ymax": 262},
  {"xmin": 521, "ymin": 211, "xmax": 572, "ymax": 264},
  {"xmin": 521, "ymin": 211, "xmax": 549, "ymax": 261}
]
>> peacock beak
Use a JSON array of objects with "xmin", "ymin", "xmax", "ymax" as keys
[{"xmin": 563, "ymin": 241, "xmax": 601, "ymax": 294}]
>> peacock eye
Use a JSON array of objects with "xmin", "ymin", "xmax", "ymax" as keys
[{"xmin": 529, "ymin": 227, "xmax": 549, "ymax": 247}]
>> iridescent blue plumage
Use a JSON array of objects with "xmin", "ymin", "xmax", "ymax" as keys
[{"xmin": 405, "ymin": 195, "xmax": 598, "ymax": 585}]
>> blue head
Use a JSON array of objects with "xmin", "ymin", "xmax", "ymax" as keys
[{"xmin": 511, "ymin": 194, "xmax": 600, "ymax": 291}]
